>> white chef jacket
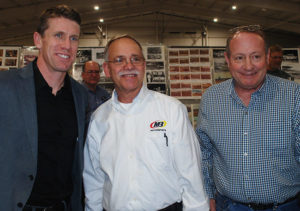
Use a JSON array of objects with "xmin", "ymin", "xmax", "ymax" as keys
[{"xmin": 83, "ymin": 85, "xmax": 209, "ymax": 211}]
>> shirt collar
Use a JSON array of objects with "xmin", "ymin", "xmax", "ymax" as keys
[
  {"xmin": 111, "ymin": 85, "xmax": 149, "ymax": 114},
  {"xmin": 228, "ymin": 75, "xmax": 269, "ymax": 97},
  {"xmin": 33, "ymin": 59, "xmax": 71, "ymax": 93}
]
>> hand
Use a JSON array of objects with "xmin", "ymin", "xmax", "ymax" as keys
[{"xmin": 209, "ymin": 199, "xmax": 216, "ymax": 211}]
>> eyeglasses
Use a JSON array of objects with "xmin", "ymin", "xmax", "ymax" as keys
[
  {"xmin": 84, "ymin": 70, "xmax": 100, "ymax": 74},
  {"xmin": 107, "ymin": 56, "xmax": 145, "ymax": 66}
]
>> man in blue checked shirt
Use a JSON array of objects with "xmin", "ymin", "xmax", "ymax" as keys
[{"xmin": 196, "ymin": 25, "xmax": 300, "ymax": 211}]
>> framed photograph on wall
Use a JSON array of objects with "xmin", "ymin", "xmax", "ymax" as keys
[
  {"xmin": 282, "ymin": 48, "xmax": 300, "ymax": 83},
  {"xmin": 0, "ymin": 46, "xmax": 20, "ymax": 70},
  {"xmin": 20, "ymin": 46, "xmax": 39, "ymax": 67},
  {"xmin": 143, "ymin": 45, "xmax": 167, "ymax": 94},
  {"xmin": 212, "ymin": 48, "xmax": 231, "ymax": 83},
  {"xmin": 168, "ymin": 47, "xmax": 213, "ymax": 99}
]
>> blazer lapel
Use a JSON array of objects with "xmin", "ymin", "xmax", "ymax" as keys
[
  {"xmin": 17, "ymin": 64, "xmax": 38, "ymax": 158},
  {"xmin": 70, "ymin": 79, "xmax": 85, "ymax": 142}
]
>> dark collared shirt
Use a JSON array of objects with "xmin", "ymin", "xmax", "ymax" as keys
[
  {"xmin": 26, "ymin": 60, "xmax": 78, "ymax": 206},
  {"xmin": 82, "ymin": 83, "xmax": 110, "ymax": 121}
]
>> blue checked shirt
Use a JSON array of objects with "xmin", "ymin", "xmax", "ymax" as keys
[{"xmin": 196, "ymin": 74, "xmax": 300, "ymax": 204}]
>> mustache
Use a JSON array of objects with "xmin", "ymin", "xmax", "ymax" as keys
[{"xmin": 118, "ymin": 70, "xmax": 140, "ymax": 76}]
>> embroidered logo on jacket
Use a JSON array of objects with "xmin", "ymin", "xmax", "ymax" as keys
[{"xmin": 150, "ymin": 120, "xmax": 167, "ymax": 128}]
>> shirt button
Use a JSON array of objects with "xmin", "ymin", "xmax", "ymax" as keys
[
  {"xmin": 17, "ymin": 202, "xmax": 23, "ymax": 208},
  {"xmin": 29, "ymin": 175, "xmax": 34, "ymax": 181},
  {"xmin": 244, "ymin": 132, "xmax": 248, "ymax": 135},
  {"xmin": 243, "ymin": 152, "xmax": 248, "ymax": 156}
]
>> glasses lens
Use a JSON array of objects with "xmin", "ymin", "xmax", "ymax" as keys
[
  {"xmin": 113, "ymin": 56, "xmax": 125, "ymax": 65},
  {"xmin": 131, "ymin": 56, "xmax": 144, "ymax": 65},
  {"xmin": 111, "ymin": 56, "xmax": 144, "ymax": 65}
]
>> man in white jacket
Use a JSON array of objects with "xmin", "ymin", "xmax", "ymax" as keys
[{"xmin": 83, "ymin": 35, "xmax": 209, "ymax": 211}]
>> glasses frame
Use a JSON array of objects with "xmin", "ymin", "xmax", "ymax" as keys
[{"xmin": 106, "ymin": 55, "xmax": 145, "ymax": 66}]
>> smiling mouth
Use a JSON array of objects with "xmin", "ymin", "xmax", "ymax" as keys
[
  {"xmin": 242, "ymin": 71, "xmax": 257, "ymax": 76},
  {"xmin": 119, "ymin": 70, "xmax": 139, "ymax": 77},
  {"xmin": 57, "ymin": 53, "xmax": 70, "ymax": 59},
  {"xmin": 121, "ymin": 73, "xmax": 137, "ymax": 77}
]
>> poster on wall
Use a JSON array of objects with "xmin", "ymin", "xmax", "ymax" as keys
[
  {"xmin": 184, "ymin": 103, "xmax": 200, "ymax": 129},
  {"xmin": 91, "ymin": 47, "xmax": 105, "ymax": 65},
  {"xmin": 168, "ymin": 47, "xmax": 213, "ymax": 99},
  {"xmin": 0, "ymin": 46, "xmax": 20, "ymax": 70},
  {"xmin": 91, "ymin": 47, "xmax": 110, "ymax": 81},
  {"xmin": 20, "ymin": 46, "xmax": 39, "ymax": 67},
  {"xmin": 143, "ymin": 46, "xmax": 167, "ymax": 94},
  {"xmin": 71, "ymin": 48, "xmax": 92, "ymax": 81},
  {"xmin": 212, "ymin": 48, "xmax": 231, "ymax": 83},
  {"xmin": 72, "ymin": 63, "xmax": 84, "ymax": 81},
  {"xmin": 282, "ymin": 48, "xmax": 300, "ymax": 83},
  {"xmin": 75, "ymin": 49, "xmax": 92, "ymax": 64}
]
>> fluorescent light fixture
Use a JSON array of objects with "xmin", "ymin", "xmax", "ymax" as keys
[
  {"xmin": 232, "ymin": 5, "xmax": 237, "ymax": 10},
  {"xmin": 94, "ymin": 5, "xmax": 100, "ymax": 10},
  {"xmin": 213, "ymin": 18, "xmax": 218, "ymax": 22}
]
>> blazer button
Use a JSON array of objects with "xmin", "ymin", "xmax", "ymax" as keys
[
  {"xmin": 29, "ymin": 175, "xmax": 34, "ymax": 181},
  {"xmin": 17, "ymin": 202, "xmax": 23, "ymax": 208}
]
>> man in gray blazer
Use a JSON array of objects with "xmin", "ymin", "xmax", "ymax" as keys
[{"xmin": 0, "ymin": 5, "xmax": 87, "ymax": 211}]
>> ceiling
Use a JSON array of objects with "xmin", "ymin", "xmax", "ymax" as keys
[{"xmin": 1, "ymin": 0, "xmax": 300, "ymax": 45}]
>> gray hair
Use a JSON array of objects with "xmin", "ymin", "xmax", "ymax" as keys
[{"xmin": 103, "ymin": 34, "xmax": 144, "ymax": 61}]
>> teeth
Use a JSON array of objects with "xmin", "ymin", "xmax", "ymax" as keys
[
  {"xmin": 58, "ymin": 54, "xmax": 69, "ymax": 59},
  {"xmin": 122, "ymin": 74, "xmax": 136, "ymax": 77},
  {"xmin": 243, "ymin": 72, "xmax": 255, "ymax": 76}
]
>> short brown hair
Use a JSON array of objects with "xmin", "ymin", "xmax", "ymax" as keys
[
  {"xmin": 269, "ymin": 44, "xmax": 282, "ymax": 54},
  {"xmin": 37, "ymin": 4, "xmax": 81, "ymax": 36}
]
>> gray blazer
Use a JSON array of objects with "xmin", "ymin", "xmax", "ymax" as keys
[{"xmin": 0, "ymin": 63, "xmax": 88, "ymax": 211}]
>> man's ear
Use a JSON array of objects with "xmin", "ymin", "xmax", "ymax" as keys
[
  {"xmin": 33, "ymin": 32, "xmax": 42, "ymax": 49},
  {"xmin": 103, "ymin": 62, "xmax": 111, "ymax": 77},
  {"xmin": 224, "ymin": 52, "xmax": 230, "ymax": 67}
]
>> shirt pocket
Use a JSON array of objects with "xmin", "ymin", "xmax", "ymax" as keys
[
  {"xmin": 264, "ymin": 120, "xmax": 292, "ymax": 151},
  {"xmin": 143, "ymin": 131, "xmax": 171, "ymax": 170}
]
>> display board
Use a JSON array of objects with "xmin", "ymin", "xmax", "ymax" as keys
[
  {"xmin": 20, "ymin": 46, "xmax": 39, "ymax": 68},
  {"xmin": 168, "ymin": 48, "xmax": 213, "ymax": 99},
  {"xmin": 0, "ymin": 46, "xmax": 20, "ymax": 70},
  {"xmin": 185, "ymin": 103, "xmax": 200, "ymax": 129},
  {"xmin": 212, "ymin": 48, "xmax": 231, "ymax": 83},
  {"xmin": 143, "ymin": 45, "xmax": 167, "ymax": 94},
  {"xmin": 282, "ymin": 48, "xmax": 300, "ymax": 83}
]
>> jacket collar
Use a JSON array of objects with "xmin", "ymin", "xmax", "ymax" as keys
[{"xmin": 111, "ymin": 85, "xmax": 150, "ymax": 114}]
